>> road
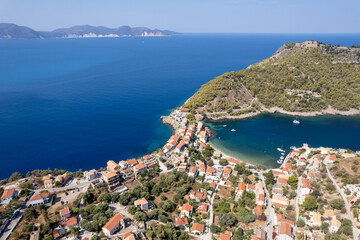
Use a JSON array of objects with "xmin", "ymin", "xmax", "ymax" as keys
[
  {"xmin": 0, "ymin": 193, "xmax": 33, "ymax": 240},
  {"xmin": 259, "ymin": 171, "xmax": 275, "ymax": 240},
  {"xmin": 35, "ymin": 181, "xmax": 91, "ymax": 194},
  {"xmin": 202, "ymin": 183, "xmax": 218, "ymax": 240},
  {"xmin": 326, "ymin": 165, "xmax": 359, "ymax": 240},
  {"xmin": 294, "ymin": 176, "xmax": 302, "ymax": 233}
]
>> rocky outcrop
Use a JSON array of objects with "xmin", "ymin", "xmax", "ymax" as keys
[{"xmin": 160, "ymin": 115, "xmax": 180, "ymax": 135}]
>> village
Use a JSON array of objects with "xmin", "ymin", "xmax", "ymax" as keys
[{"xmin": 0, "ymin": 108, "xmax": 360, "ymax": 240}]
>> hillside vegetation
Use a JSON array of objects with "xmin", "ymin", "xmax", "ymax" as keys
[{"xmin": 183, "ymin": 41, "xmax": 360, "ymax": 117}]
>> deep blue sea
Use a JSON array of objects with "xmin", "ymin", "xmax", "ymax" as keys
[{"xmin": 1, "ymin": 34, "xmax": 360, "ymax": 178}]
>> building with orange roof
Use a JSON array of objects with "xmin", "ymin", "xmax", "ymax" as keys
[
  {"xmin": 251, "ymin": 237, "xmax": 265, "ymax": 240},
  {"xmin": 191, "ymin": 223, "xmax": 205, "ymax": 234},
  {"xmin": 206, "ymin": 166, "xmax": 215, "ymax": 176},
  {"xmin": 181, "ymin": 203, "xmax": 193, "ymax": 217},
  {"xmin": 189, "ymin": 191, "xmax": 207, "ymax": 201},
  {"xmin": 247, "ymin": 184, "xmax": 255, "ymax": 192},
  {"xmin": 1, "ymin": 188, "xmax": 16, "ymax": 201},
  {"xmin": 227, "ymin": 158, "xmax": 240, "ymax": 165},
  {"xmin": 253, "ymin": 205, "xmax": 263, "ymax": 215},
  {"xmin": 53, "ymin": 228, "xmax": 65, "ymax": 239},
  {"xmin": 223, "ymin": 167, "xmax": 232, "ymax": 177},
  {"xmin": 175, "ymin": 140, "xmax": 186, "ymax": 153},
  {"xmin": 133, "ymin": 163, "xmax": 147, "ymax": 173},
  {"xmin": 107, "ymin": 160, "xmax": 120, "ymax": 172},
  {"xmin": 275, "ymin": 214, "xmax": 295, "ymax": 226},
  {"xmin": 238, "ymin": 182, "xmax": 246, "ymax": 192},
  {"xmin": 272, "ymin": 195, "xmax": 288, "ymax": 207},
  {"xmin": 199, "ymin": 164, "xmax": 206, "ymax": 173},
  {"xmin": 102, "ymin": 214, "xmax": 125, "ymax": 236},
  {"xmin": 257, "ymin": 193, "xmax": 265, "ymax": 205},
  {"xmin": 210, "ymin": 182, "xmax": 217, "ymax": 189},
  {"xmin": 198, "ymin": 202, "xmax": 208, "ymax": 213},
  {"xmin": 61, "ymin": 216, "xmax": 78, "ymax": 228},
  {"xmin": 84, "ymin": 169, "xmax": 98, "ymax": 181},
  {"xmin": 174, "ymin": 217, "xmax": 189, "ymax": 227},
  {"xmin": 220, "ymin": 232, "xmax": 232, "ymax": 240},
  {"xmin": 30, "ymin": 192, "xmax": 50, "ymax": 206},
  {"xmin": 144, "ymin": 155, "xmax": 152, "ymax": 160},
  {"xmin": 278, "ymin": 222, "xmax": 293, "ymax": 240},
  {"xmin": 126, "ymin": 158, "xmax": 138, "ymax": 166},
  {"xmin": 122, "ymin": 231, "xmax": 136, "ymax": 240},
  {"xmin": 188, "ymin": 167, "xmax": 198, "ymax": 178},
  {"xmin": 60, "ymin": 207, "xmax": 71, "ymax": 220}
]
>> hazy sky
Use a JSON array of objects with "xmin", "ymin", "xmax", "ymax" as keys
[{"xmin": 0, "ymin": 0, "xmax": 359, "ymax": 33}]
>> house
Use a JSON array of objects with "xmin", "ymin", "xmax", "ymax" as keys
[
  {"xmin": 174, "ymin": 217, "xmax": 189, "ymax": 227},
  {"xmin": 219, "ymin": 231, "xmax": 232, "ymax": 240},
  {"xmin": 122, "ymin": 231, "xmax": 136, "ymax": 240},
  {"xmin": 309, "ymin": 212, "xmax": 321, "ymax": 226},
  {"xmin": 247, "ymin": 184, "xmax": 255, "ymax": 192},
  {"xmin": 198, "ymin": 202, "xmax": 208, "ymax": 213},
  {"xmin": 254, "ymin": 228, "xmax": 266, "ymax": 240},
  {"xmin": 84, "ymin": 169, "xmax": 97, "ymax": 181},
  {"xmin": 301, "ymin": 179, "xmax": 311, "ymax": 195},
  {"xmin": 277, "ymin": 175, "xmax": 289, "ymax": 185},
  {"xmin": 181, "ymin": 203, "xmax": 193, "ymax": 217},
  {"xmin": 223, "ymin": 167, "xmax": 232, "ymax": 178},
  {"xmin": 278, "ymin": 222, "xmax": 293, "ymax": 240},
  {"xmin": 134, "ymin": 163, "xmax": 147, "ymax": 173},
  {"xmin": 60, "ymin": 207, "xmax": 71, "ymax": 220},
  {"xmin": 175, "ymin": 140, "xmax": 186, "ymax": 153},
  {"xmin": 134, "ymin": 198, "xmax": 151, "ymax": 210},
  {"xmin": 55, "ymin": 173, "xmax": 69, "ymax": 185},
  {"xmin": 102, "ymin": 214, "xmax": 125, "ymax": 237},
  {"xmin": 119, "ymin": 161, "xmax": 128, "ymax": 169},
  {"xmin": 253, "ymin": 205, "xmax": 263, "ymax": 215},
  {"xmin": 324, "ymin": 209, "xmax": 335, "ymax": 219},
  {"xmin": 126, "ymin": 158, "xmax": 138, "ymax": 166},
  {"xmin": 43, "ymin": 179, "xmax": 53, "ymax": 189},
  {"xmin": 103, "ymin": 171, "xmax": 121, "ymax": 191},
  {"xmin": 61, "ymin": 216, "xmax": 78, "ymax": 228},
  {"xmin": 107, "ymin": 160, "xmax": 120, "ymax": 172},
  {"xmin": 329, "ymin": 219, "xmax": 341, "ymax": 233},
  {"xmin": 199, "ymin": 131, "xmax": 208, "ymax": 143},
  {"xmin": 206, "ymin": 166, "xmax": 216, "ymax": 176},
  {"xmin": 272, "ymin": 195, "xmax": 289, "ymax": 208},
  {"xmin": 191, "ymin": 223, "xmax": 204, "ymax": 234},
  {"xmin": 188, "ymin": 167, "xmax": 198, "ymax": 178},
  {"xmin": 1, "ymin": 188, "xmax": 16, "ymax": 202},
  {"xmin": 238, "ymin": 182, "xmax": 246, "ymax": 194},
  {"xmin": 199, "ymin": 164, "xmax": 206, "ymax": 173},
  {"xmin": 189, "ymin": 191, "xmax": 207, "ymax": 201},
  {"xmin": 53, "ymin": 228, "xmax": 65, "ymax": 239},
  {"xmin": 29, "ymin": 192, "xmax": 50, "ymax": 206},
  {"xmin": 257, "ymin": 192, "xmax": 265, "ymax": 205},
  {"xmin": 199, "ymin": 142, "xmax": 207, "ymax": 150}
]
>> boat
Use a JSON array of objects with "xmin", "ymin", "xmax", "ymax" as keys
[
  {"xmin": 277, "ymin": 159, "xmax": 283, "ymax": 164},
  {"xmin": 293, "ymin": 119, "xmax": 300, "ymax": 124},
  {"xmin": 277, "ymin": 148, "xmax": 285, "ymax": 152},
  {"xmin": 280, "ymin": 156, "xmax": 284, "ymax": 160},
  {"xmin": 231, "ymin": 129, "xmax": 236, "ymax": 132},
  {"xmin": 223, "ymin": 125, "xmax": 227, "ymax": 127},
  {"xmin": 281, "ymin": 152, "xmax": 285, "ymax": 156}
]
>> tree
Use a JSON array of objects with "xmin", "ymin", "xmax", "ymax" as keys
[
  {"xmin": 219, "ymin": 212, "xmax": 238, "ymax": 226},
  {"xmin": 86, "ymin": 204, "xmax": 96, "ymax": 214},
  {"xmin": 207, "ymin": 160, "xmax": 214, "ymax": 167},
  {"xmin": 235, "ymin": 164, "xmax": 245, "ymax": 175},
  {"xmin": 210, "ymin": 224, "xmax": 221, "ymax": 233},
  {"xmin": 9, "ymin": 172, "xmax": 24, "ymax": 182},
  {"xmin": 265, "ymin": 171, "xmax": 274, "ymax": 188},
  {"xmin": 23, "ymin": 207, "xmax": 37, "ymax": 221},
  {"xmin": 238, "ymin": 208, "xmax": 255, "ymax": 224},
  {"xmin": 296, "ymin": 219, "xmax": 305, "ymax": 227},
  {"xmin": 340, "ymin": 218, "xmax": 353, "ymax": 236},
  {"xmin": 329, "ymin": 199, "xmax": 345, "ymax": 210},
  {"xmin": 91, "ymin": 236, "xmax": 98, "ymax": 240},
  {"xmin": 19, "ymin": 182, "xmax": 31, "ymax": 190},
  {"xmin": 160, "ymin": 194, "xmax": 167, "ymax": 201},
  {"xmin": 303, "ymin": 196, "xmax": 317, "ymax": 210},
  {"xmin": 134, "ymin": 212, "xmax": 147, "ymax": 221},
  {"xmin": 110, "ymin": 192, "xmax": 120, "ymax": 203},
  {"xmin": 219, "ymin": 159, "xmax": 229, "ymax": 166},
  {"xmin": 83, "ymin": 191, "xmax": 94, "ymax": 204},
  {"xmin": 119, "ymin": 192, "xmax": 133, "ymax": 205},
  {"xmin": 55, "ymin": 181, "xmax": 61, "ymax": 186},
  {"xmin": 287, "ymin": 176, "xmax": 298, "ymax": 187},
  {"xmin": 151, "ymin": 185, "xmax": 162, "ymax": 195},
  {"xmin": 128, "ymin": 206, "xmax": 140, "ymax": 215},
  {"xmin": 148, "ymin": 209, "xmax": 162, "ymax": 220}
]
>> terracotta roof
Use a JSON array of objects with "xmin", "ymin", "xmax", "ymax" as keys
[
  {"xmin": 181, "ymin": 203, "xmax": 193, "ymax": 213},
  {"xmin": 254, "ymin": 205, "xmax": 262, "ymax": 215},
  {"xmin": 210, "ymin": 182, "xmax": 216, "ymax": 188},
  {"xmin": 247, "ymin": 184, "xmax": 255, "ymax": 190},
  {"xmin": 206, "ymin": 166, "xmax": 215, "ymax": 173},
  {"xmin": 107, "ymin": 160, "xmax": 118, "ymax": 167},
  {"xmin": 60, "ymin": 207, "xmax": 70, "ymax": 217},
  {"xmin": 273, "ymin": 202, "xmax": 286, "ymax": 209},
  {"xmin": 144, "ymin": 155, "xmax": 151, "ymax": 160},
  {"xmin": 61, "ymin": 216, "xmax": 77, "ymax": 227},
  {"xmin": 194, "ymin": 192, "xmax": 206, "ymax": 200},
  {"xmin": 174, "ymin": 217, "xmax": 189, "ymax": 226},
  {"xmin": 198, "ymin": 202, "xmax": 208, "ymax": 212},
  {"xmin": 200, "ymin": 142, "xmax": 206, "ymax": 148},
  {"xmin": 227, "ymin": 158, "xmax": 240, "ymax": 164},
  {"xmin": 251, "ymin": 237, "xmax": 265, "ymax": 240},
  {"xmin": 189, "ymin": 167, "xmax": 197, "ymax": 174},
  {"xmin": 277, "ymin": 214, "xmax": 295, "ymax": 226},
  {"xmin": 279, "ymin": 222, "xmax": 292, "ymax": 237},
  {"xmin": 258, "ymin": 193, "xmax": 264, "ymax": 202},
  {"xmin": 220, "ymin": 233, "xmax": 231, "ymax": 240},
  {"xmin": 134, "ymin": 163, "xmax": 147, "ymax": 170},
  {"xmin": 127, "ymin": 158, "xmax": 138, "ymax": 165},
  {"xmin": 122, "ymin": 231, "xmax": 134, "ymax": 239},
  {"xmin": 30, "ymin": 192, "xmax": 50, "ymax": 201},
  {"xmin": 176, "ymin": 140, "xmax": 185, "ymax": 149},
  {"xmin": 191, "ymin": 223, "xmax": 204, "ymax": 233},
  {"xmin": 329, "ymin": 155, "xmax": 336, "ymax": 161},
  {"xmin": 308, "ymin": 172, "xmax": 314, "ymax": 178},
  {"xmin": 103, "ymin": 214, "xmax": 123, "ymax": 232},
  {"xmin": 238, "ymin": 182, "xmax": 246, "ymax": 191},
  {"xmin": 223, "ymin": 167, "xmax": 232, "ymax": 175},
  {"xmin": 1, "ymin": 188, "xmax": 15, "ymax": 200},
  {"xmin": 277, "ymin": 177, "xmax": 288, "ymax": 185}
]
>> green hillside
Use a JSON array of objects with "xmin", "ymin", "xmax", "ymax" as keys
[{"xmin": 183, "ymin": 41, "xmax": 360, "ymax": 116}]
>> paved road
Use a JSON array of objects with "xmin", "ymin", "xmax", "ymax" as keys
[
  {"xmin": 326, "ymin": 165, "xmax": 359, "ymax": 240},
  {"xmin": 202, "ymin": 184, "xmax": 218, "ymax": 240},
  {"xmin": 259, "ymin": 171, "xmax": 275, "ymax": 240},
  {"xmin": 35, "ymin": 181, "xmax": 91, "ymax": 194},
  {"xmin": 0, "ymin": 193, "xmax": 33, "ymax": 240},
  {"xmin": 294, "ymin": 176, "xmax": 302, "ymax": 233}
]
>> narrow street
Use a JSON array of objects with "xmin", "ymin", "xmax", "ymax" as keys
[
  {"xmin": 326, "ymin": 165, "xmax": 359, "ymax": 240},
  {"xmin": 294, "ymin": 176, "xmax": 302, "ymax": 233},
  {"xmin": 259, "ymin": 171, "xmax": 275, "ymax": 240}
]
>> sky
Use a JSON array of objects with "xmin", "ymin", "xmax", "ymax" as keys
[{"xmin": 0, "ymin": 0, "xmax": 359, "ymax": 33}]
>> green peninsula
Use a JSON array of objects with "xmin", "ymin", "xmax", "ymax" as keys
[{"xmin": 183, "ymin": 41, "xmax": 360, "ymax": 119}]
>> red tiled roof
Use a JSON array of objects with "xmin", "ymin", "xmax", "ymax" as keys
[
  {"xmin": 174, "ymin": 217, "xmax": 189, "ymax": 226},
  {"xmin": 223, "ymin": 167, "xmax": 232, "ymax": 175},
  {"xmin": 144, "ymin": 155, "xmax": 151, "ymax": 160},
  {"xmin": 122, "ymin": 231, "xmax": 134, "ymax": 239},
  {"xmin": 279, "ymin": 222, "xmax": 292, "ymax": 237},
  {"xmin": 191, "ymin": 223, "xmax": 204, "ymax": 233},
  {"xmin": 127, "ymin": 158, "xmax": 138, "ymax": 165},
  {"xmin": 103, "ymin": 214, "xmax": 123, "ymax": 232},
  {"xmin": 181, "ymin": 204, "xmax": 193, "ymax": 213},
  {"xmin": 134, "ymin": 163, "xmax": 147, "ymax": 170},
  {"xmin": 61, "ymin": 216, "xmax": 78, "ymax": 227},
  {"xmin": 254, "ymin": 205, "xmax": 262, "ymax": 215},
  {"xmin": 60, "ymin": 207, "xmax": 70, "ymax": 217},
  {"xmin": 219, "ymin": 233, "xmax": 231, "ymax": 240},
  {"xmin": 1, "ymin": 188, "xmax": 15, "ymax": 200},
  {"xmin": 198, "ymin": 202, "xmax": 208, "ymax": 213},
  {"xmin": 30, "ymin": 192, "xmax": 50, "ymax": 202},
  {"xmin": 238, "ymin": 182, "xmax": 245, "ymax": 191}
]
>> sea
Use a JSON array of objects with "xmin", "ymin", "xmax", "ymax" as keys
[{"xmin": 0, "ymin": 34, "xmax": 360, "ymax": 178}]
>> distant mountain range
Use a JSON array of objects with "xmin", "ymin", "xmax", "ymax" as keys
[{"xmin": 0, "ymin": 23, "xmax": 180, "ymax": 39}]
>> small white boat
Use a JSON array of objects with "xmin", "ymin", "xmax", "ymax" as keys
[
  {"xmin": 231, "ymin": 129, "xmax": 236, "ymax": 132},
  {"xmin": 277, "ymin": 159, "xmax": 283, "ymax": 164},
  {"xmin": 277, "ymin": 148, "xmax": 285, "ymax": 152},
  {"xmin": 223, "ymin": 125, "xmax": 227, "ymax": 127},
  {"xmin": 293, "ymin": 120, "xmax": 300, "ymax": 124},
  {"xmin": 281, "ymin": 153, "xmax": 285, "ymax": 156},
  {"xmin": 280, "ymin": 156, "xmax": 284, "ymax": 160}
]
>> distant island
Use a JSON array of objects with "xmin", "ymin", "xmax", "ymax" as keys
[
  {"xmin": 183, "ymin": 41, "xmax": 360, "ymax": 120},
  {"xmin": 0, "ymin": 23, "xmax": 180, "ymax": 39}
]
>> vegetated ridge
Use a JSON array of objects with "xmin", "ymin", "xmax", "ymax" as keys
[
  {"xmin": 183, "ymin": 41, "xmax": 360, "ymax": 120},
  {"xmin": 0, "ymin": 23, "xmax": 180, "ymax": 39}
]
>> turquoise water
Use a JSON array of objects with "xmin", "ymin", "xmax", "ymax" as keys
[
  {"xmin": 206, "ymin": 113, "xmax": 360, "ymax": 168},
  {"xmin": 0, "ymin": 34, "xmax": 360, "ymax": 178}
]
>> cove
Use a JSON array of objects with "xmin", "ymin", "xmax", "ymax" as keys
[{"xmin": 205, "ymin": 113, "xmax": 360, "ymax": 168}]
